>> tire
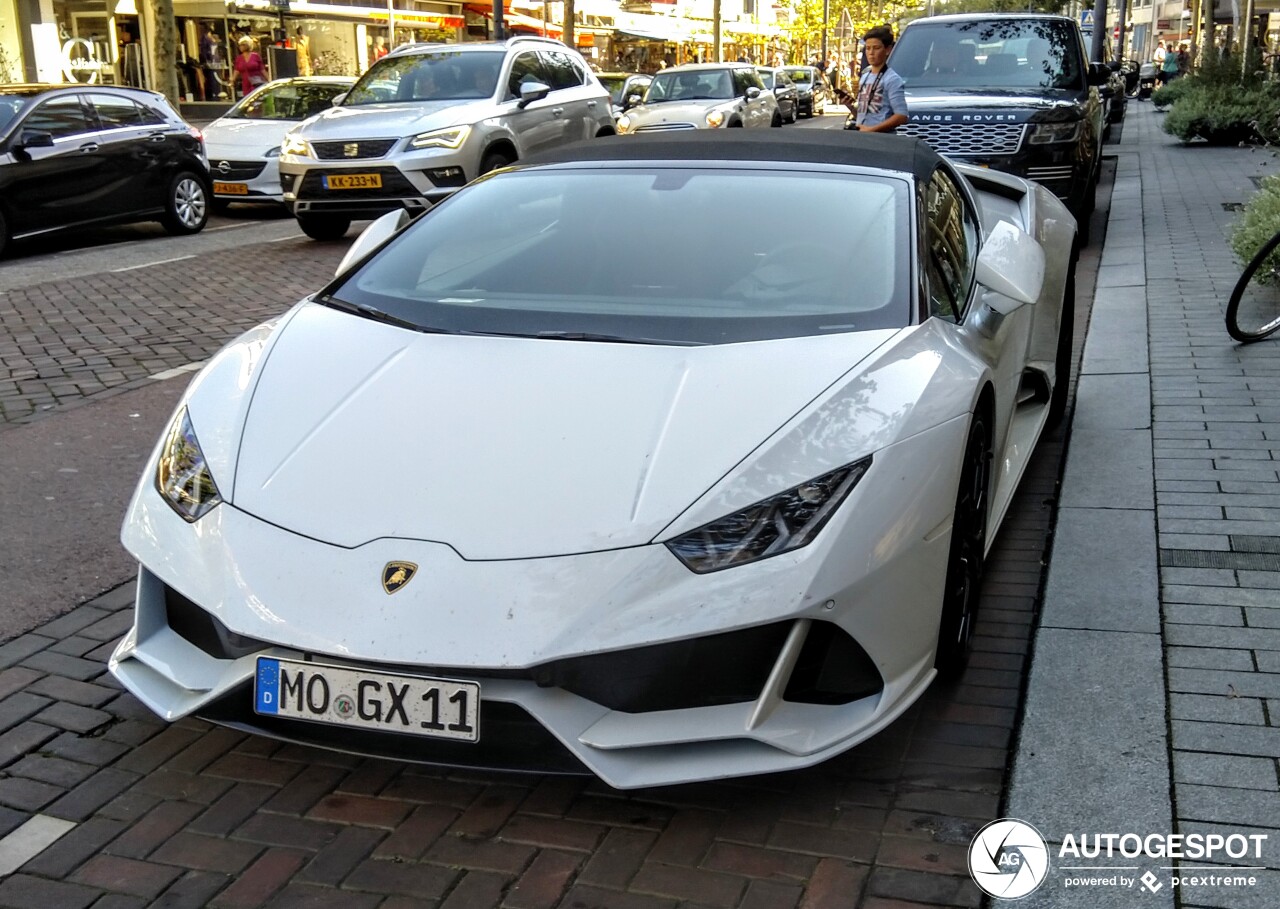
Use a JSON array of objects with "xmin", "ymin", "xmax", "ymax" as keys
[
  {"xmin": 161, "ymin": 172, "xmax": 209, "ymax": 235},
  {"xmin": 1226, "ymin": 228, "xmax": 1280, "ymax": 343},
  {"xmin": 935, "ymin": 415, "xmax": 990, "ymax": 676},
  {"xmin": 787, "ymin": 104, "xmax": 797, "ymax": 124},
  {"xmin": 1047, "ymin": 268, "xmax": 1076, "ymax": 427},
  {"xmin": 770, "ymin": 112, "xmax": 783, "ymax": 128},
  {"xmin": 478, "ymin": 150, "xmax": 513, "ymax": 176},
  {"xmin": 0, "ymin": 209, "xmax": 8, "ymax": 259},
  {"xmin": 296, "ymin": 214, "xmax": 352, "ymax": 241},
  {"xmin": 1071, "ymin": 173, "xmax": 1096, "ymax": 247}
]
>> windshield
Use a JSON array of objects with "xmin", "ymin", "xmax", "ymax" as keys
[
  {"xmin": 0, "ymin": 94, "xmax": 33, "ymax": 135},
  {"xmin": 598, "ymin": 75, "xmax": 627, "ymax": 103},
  {"xmin": 645, "ymin": 69, "xmax": 735, "ymax": 103},
  {"xmin": 891, "ymin": 19, "xmax": 1084, "ymax": 90},
  {"xmin": 329, "ymin": 167, "xmax": 911, "ymax": 345},
  {"xmin": 782, "ymin": 68, "xmax": 813, "ymax": 85},
  {"xmin": 345, "ymin": 50, "xmax": 505, "ymax": 104},
  {"xmin": 226, "ymin": 81, "xmax": 351, "ymax": 120}
]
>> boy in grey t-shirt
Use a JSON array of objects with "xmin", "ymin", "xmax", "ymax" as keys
[{"xmin": 854, "ymin": 25, "xmax": 908, "ymax": 133}]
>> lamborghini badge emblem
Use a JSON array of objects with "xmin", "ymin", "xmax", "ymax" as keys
[{"xmin": 382, "ymin": 561, "xmax": 418, "ymax": 594}]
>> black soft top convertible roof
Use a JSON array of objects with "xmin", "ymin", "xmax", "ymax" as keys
[{"xmin": 524, "ymin": 130, "xmax": 942, "ymax": 183}]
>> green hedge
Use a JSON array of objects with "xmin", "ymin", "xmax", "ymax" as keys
[
  {"xmin": 1231, "ymin": 174, "xmax": 1280, "ymax": 278},
  {"xmin": 1159, "ymin": 48, "xmax": 1280, "ymax": 144}
]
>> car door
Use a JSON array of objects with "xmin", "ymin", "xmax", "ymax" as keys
[
  {"xmin": 932, "ymin": 166, "xmax": 1031, "ymax": 472},
  {"xmin": 504, "ymin": 51, "xmax": 564, "ymax": 157},
  {"xmin": 87, "ymin": 92, "xmax": 168, "ymax": 216},
  {"xmin": 537, "ymin": 50, "xmax": 602, "ymax": 143},
  {"xmin": 734, "ymin": 68, "xmax": 770, "ymax": 127},
  {"xmin": 2, "ymin": 93, "xmax": 108, "ymax": 237}
]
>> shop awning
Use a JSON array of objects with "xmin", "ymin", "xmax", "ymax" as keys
[{"xmin": 613, "ymin": 13, "xmax": 691, "ymax": 42}]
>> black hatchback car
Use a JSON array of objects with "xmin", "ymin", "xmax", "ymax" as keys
[{"xmin": 0, "ymin": 84, "xmax": 211, "ymax": 256}]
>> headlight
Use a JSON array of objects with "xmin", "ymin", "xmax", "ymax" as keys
[
  {"xmin": 706, "ymin": 110, "xmax": 726, "ymax": 128},
  {"xmin": 264, "ymin": 145, "xmax": 281, "ymax": 158},
  {"xmin": 410, "ymin": 126, "xmax": 471, "ymax": 149},
  {"xmin": 281, "ymin": 134, "xmax": 310, "ymax": 156},
  {"xmin": 617, "ymin": 114, "xmax": 632, "ymax": 134},
  {"xmin": 1028, "ymin": 121, "xmax": 1083, "ymax": 144},
  {"xmin": 665, "ymin": 457, "xmax": 872, "ymax": 573},
  {"xmin": 155, "ymin": 407, "xmax": 222, "ymax": 523}
]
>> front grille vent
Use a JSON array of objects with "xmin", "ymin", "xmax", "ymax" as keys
[
  {"xmin": 311, "ymin": 138, "xmax": 399, "ymax": 160},
  {"xmin": 899, "ymin": 122, "xmax": 1026, "ymax": 156}
]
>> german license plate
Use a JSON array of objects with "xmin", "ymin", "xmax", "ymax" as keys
[
  {"xmin": 323, "ymin": 173, "xmax": 382, "ymax": 190},
  {"xmin": 254, "ymin": 657, "xmax": 479, "ymax": 742},
  {"xmin": 213, "ymin": 181, "xmax": 249, "ymax": 195}
]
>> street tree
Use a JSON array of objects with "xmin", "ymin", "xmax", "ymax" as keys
[{"xmin": 147, "ymin": 0, "xmax": 181, "ymax": 104}]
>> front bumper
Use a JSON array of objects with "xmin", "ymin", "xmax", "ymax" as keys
[
  {"xmin": 280, "ymin": 144, "xmax": 472, "ymax": 219},
  {"xmin": 112, "ymin": 420, "xmax": 962, "ymax": 788},
  {"xmin": 208, "ymin": 156, "xmax": 282, "ymax": 203}
]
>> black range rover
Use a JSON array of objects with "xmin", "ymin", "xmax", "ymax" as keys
[{"xmin": 888, "ymin": 14, "xmax": 1106, "ymax": 233}]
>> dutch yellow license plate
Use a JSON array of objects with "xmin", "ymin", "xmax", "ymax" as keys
[
  {"xmin": 324, "ymin": 173, "xmax": 382, "ymax": 190},
  {"xmin": 213, "ymin": 182, "xmax": 249, "ymax": 195}
]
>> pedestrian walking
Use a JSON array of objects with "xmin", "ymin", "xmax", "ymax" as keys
[
  {"xmin": 233, "ymin": 37, "xmax": 266, "ymax": 98},
  {"xmin": 1159, "ymin": 45, "xmax": 1180, "ymax": 84}
]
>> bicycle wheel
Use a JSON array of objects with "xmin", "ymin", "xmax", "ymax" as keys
[{"xmin": 1226, "ymin": 229, "xmax": 1280, "ymax": 343}]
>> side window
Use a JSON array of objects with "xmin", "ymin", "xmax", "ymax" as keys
[
  {"xmin": 136, "ymin": 102, "xmax": 168, "ymax": 125},
  {"xmin": 90, "ymin": 94, "xmax": 143, "ymax": 130},
  {"xmin": 923, "ymin": 168, "xmax": 977, "ymax": 321},
  {"xmin": 508, "ymin": 52, "xmax": 550, "ymax": 97},
  {"xmin": 538, "ymin": 51, "xmax": 583, "ymax": 91},
  {"xmin": 23, "ymin": 96, "xmax": 92, "ymax": 139},
  {"xmin": 731, "ymin": 69, "xmax": 754, "ymax": 96}
]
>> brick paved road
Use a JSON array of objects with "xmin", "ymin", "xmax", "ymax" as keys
[{"xmin": 0, "ymin": 176, "xmax": 1106, "ymax": 906}]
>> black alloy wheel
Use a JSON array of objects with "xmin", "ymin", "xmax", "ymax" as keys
[
  {"xmin": 935, "ymin": 415, "xmax": 991, "ymax": 676},
  {"xmin": 1047, "ymin": 269, "xmax": 1076, "ymax": 427},
  {"xmin": 479, "ymin": 151, "xmax": 513, "ymax": 176},
  {"xmin": 161, "ymin": 172, "xmax": 210, "ymax": 235},
  {"xmin": 296, "ymin": 214, "xmax": 352, "ymax": 241}
]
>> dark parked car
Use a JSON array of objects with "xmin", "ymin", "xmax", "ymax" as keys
[
  {"xmin": 889, "ymin": 14, "xmax": 1107, "ymax": 235},
  {"xmin": 0, "ymin": 83, "xmax": 211, "ymax": 256},
  {"xmin": 780, "ymin": 66, "xmax": 828, "ymax": 118},
  {"xmin": 1081, "ymin": 27, "xmax": 1128, "ymax": 132},
  {"xmin": 756, "ymin": 67, "xmax": 798, "ymax": 123}
]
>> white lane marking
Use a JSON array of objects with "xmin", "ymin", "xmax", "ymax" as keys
[
  {"xmin": 111, "ymin": 254, "xmax": 195, "ymax": 273},
  {"xmin": 269, "ymin": 234, "xmax": 305, "ymax": 242},
  {"xmin": 149, "ymin": 361, "xmax": 206, "ymax": 381},
  {"xmin": 0, "ymin": 815, "xmax": 77, "ymax": 876}
]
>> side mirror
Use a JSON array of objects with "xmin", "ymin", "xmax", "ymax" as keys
[
  {"xmin": 975, "ymin": 220, "xmax": 1045, "ymax": 314},
  {"xmin": 518, "ymin": 81, "xmax": 551, "ymax": 106},
  {"xmin": 746, "ymin": 85, "xmax": 761, "ymax": 100},
  {"xmin": 331, "ymin": 91, "xmax": 348, "ymax": 106},
  {"xmin": 334, "ymin": 209, "xmax": 412, "ymax": 278},
  {"xmin": 1087, "ymin": 62, "xmax": 1111, "ymax": 86},
  {"xmin": 17, "ymin": 129, "xmax": 54, "ymax": 150}
]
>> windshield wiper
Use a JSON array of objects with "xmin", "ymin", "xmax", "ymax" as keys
[
  {"xmin": 532, "ymin": 330, "xmax": 702, "ymax": 346},
  {"xmin": 319, "ymin": 296, "xmax": 446, "ymax": 333}
]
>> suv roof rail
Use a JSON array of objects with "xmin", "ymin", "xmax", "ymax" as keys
[
  {"xmin": 387, "ymin": 41, "xmax": 449, "ymax": 56},
  {"xmin": 506, "ymin": 35, "xmax": 564, "ymax": 47}
]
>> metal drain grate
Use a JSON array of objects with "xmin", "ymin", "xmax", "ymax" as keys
[
  {"xmin": 1222, "ymin": 202, "xmax": 1245, "ymax": 212},
  {"xmin": 1230, "ymin": 534, "xmax": 1280, "ymax": 554},
  {"xmin": 1160, "ymin": 549, "xmax": 1280, "ymax": 570}
]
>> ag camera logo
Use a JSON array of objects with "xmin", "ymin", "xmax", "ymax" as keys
[{"xmin": 969, "ymin": 818, "xmax": 1050, "ymax": 899}]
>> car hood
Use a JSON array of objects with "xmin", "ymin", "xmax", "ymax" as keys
[
  {"xmin": 626, "ymin": 99, "xmax": 739, "ymax": 125},
  {"xmin": 230, "ymin": 302, "xmax": 899, "ymax": 558},
  {"xmin": 203, "ymin": 118, "xmax": 296, "ymax": 156},
  {"xmin": 904, "ymin": 89, "xmax": 1088, "ymax": 121},
  {"xmin": 295, "ymin": 101, "xmax": 478, "ymax": 138}
]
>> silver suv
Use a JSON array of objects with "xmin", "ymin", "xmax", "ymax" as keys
[{"xmin": 279, "ymin": 37, "xmax": 615, "ymax": 240}]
